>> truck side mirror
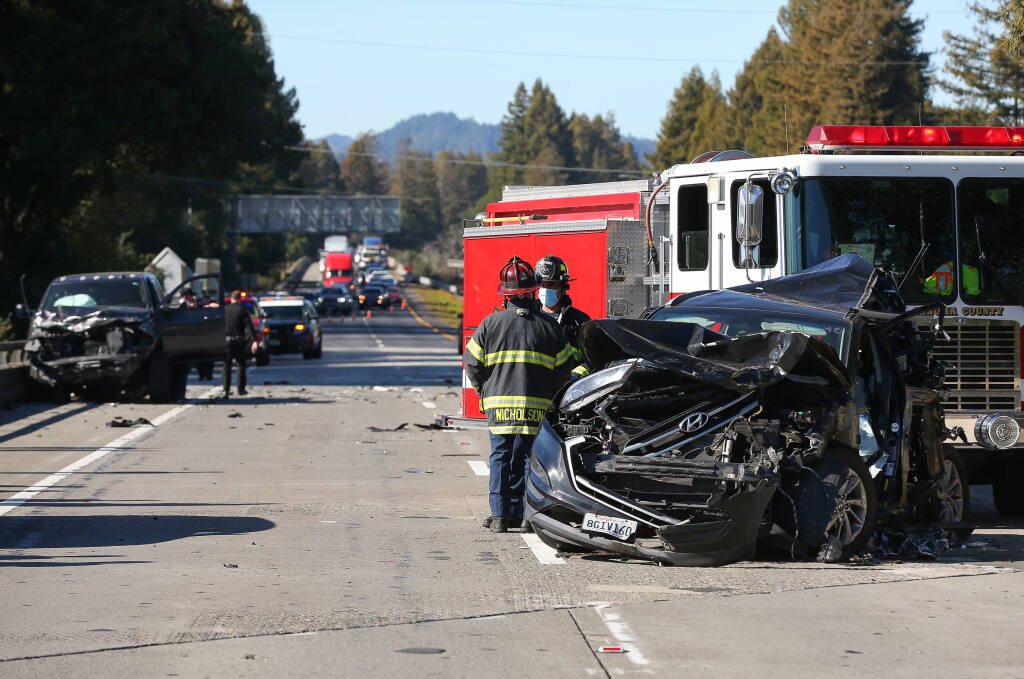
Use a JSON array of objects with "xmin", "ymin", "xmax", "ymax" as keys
[{"xmin": 735, "ymin": 180, "xmax": 763, "ymax": 267}]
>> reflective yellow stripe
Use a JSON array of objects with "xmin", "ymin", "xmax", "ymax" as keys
[
  {"xmin": 481, "ymin": 395, "xmax": 552, "ymax": 409},
  {"xmin": 466, "ymin": 338, "xmax": 484, "ymax": 362},
  {"xmin": 570, "ymin": 345, "xmax": 582, "ymax": 362},
  {"xmin": 553, "ymin": 344, "xmax": 573, "ymax": 367},
  {"xmin": 482, "ymin": 350, "xmax": 557, "ymax": 369},
  {"xmin": 489, "ymin": 425, "xmax": 540, "ymax": 435},
  {"xmin": 571, "ymin": 365, "xmax": 590, "ymax": 377}
]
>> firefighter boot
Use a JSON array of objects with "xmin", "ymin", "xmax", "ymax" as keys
[{"xmin": 490, "ymin": 517, "xmax": 508, "ymax": 533}]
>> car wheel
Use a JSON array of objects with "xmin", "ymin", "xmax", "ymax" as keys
[
  {"xmin": 302, "ymin": 348, "xmax": 314, "ymax": 360},
  {"xmin": 170, "ymin": 365, "xmax": 189, "ymax": 401},
  {"xmin": 313, "ymin": 343, "xmax": 322, "ymax": 359},
  {"xmin": 813, "ymin": 446, "xmax": 877, "ymax": 560},
  {"xmin": 148, "ymin": 350, "xmax": 171, "ymax": 403},
  {"xmin": 993, "ymin": 458, "xmax": 1024, "ymax": 516},
  {"xmin": 938, "ymin": 446, "xmax": 973, "ymax": 539}
]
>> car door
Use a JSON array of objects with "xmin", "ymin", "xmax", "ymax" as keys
[
  {"xmin": 304, "ymin": 302, "xmax": 321, "ymax": 344},
  {"xmin": 160, "ymin": 274, "xmax": 224, "ymax": 359}
]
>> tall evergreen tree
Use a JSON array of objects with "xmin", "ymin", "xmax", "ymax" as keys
[
  {"xmin": 340, "ymin": 133, "xmax": 390, "ymax": 195},
  {"xmin": 649, "ymin": 67, "xmax": 727, "ymax": 168},
  {"xmin": 568, "ymin": 113, "xmax": 638, "ymax": 173},
  {"xmin": 729, "ymin": 28, "xmax": 789, "ymax": 155},
  {"xmin": 435, "ymin": 150, "xmax": 489, "ymax": 228},
  {"xmin": 490, "ymin": 79, "xmax": 576, "ymax": 191},
  {"xmin": 391, "ymin": 139, "xmax": 441, "ymax": 248},
  {"xmin": 291, "ymin": 140, "xmax": 341, "ymax": 192},
  {"xmin": 774, "ymin": 0, "xmax": 929, "ymax": 140},
  {"xmin": 941, "ymin": 2, "xmax": 1024, "ymax": 125}
]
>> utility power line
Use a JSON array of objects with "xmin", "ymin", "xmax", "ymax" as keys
[
  {"xmin": 260, "ymin": 33, "xmax": 933, "ymax": 66},
  {"xmin": 465, "ymin": 0, "xmax": 967, "ymax": 15},
  {"xmin": 291, "ymin": 145, "xmax": 648, "ymax": 176}
]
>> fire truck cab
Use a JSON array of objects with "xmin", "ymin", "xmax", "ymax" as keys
[{"xmin": 450, "ymin": 125, "xmax": 1024, "ymax": 511}]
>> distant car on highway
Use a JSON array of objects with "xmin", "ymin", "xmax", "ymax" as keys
[
  {"xmin": 316, "ymin": 286, "xmax": 354, "ymax": 315},
  {"xmin": 358, "ymin": 285, "xmax": 389, "ymax": 310},
  {"xmin": 365, "ymin": 271, "xmax": 397, "ymax": 287},
  {"xmin": 259, "ymin": 297, "xmax": 322, "ymax": 359},
  {"xmin": 385, "ymin": 285, "xmax": 403, "ymax": 308}
]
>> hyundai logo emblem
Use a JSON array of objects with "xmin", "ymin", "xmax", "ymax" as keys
[{"xmin": 682, "ymin": 412, "xmax": 710, "ymax": 433}]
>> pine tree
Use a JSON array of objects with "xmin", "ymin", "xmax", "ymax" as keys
[
  {"xmin": 291, "ymin": 140, "xmax": 341, "ymax": 191},
  {"xmin": 339, "ymin": 133, "xmax": 390, "ymax": 195},
  {"xmin": 942, "ymin": 2, "xmax": 1024, "ymax": 125},
  {"xmin": 391, "ymin": 139, "xmax": 441, "ymax": 248},
  {"xmin": 491, "ymin": 79, "xmax": 577, "ymax": 191},
  {"xmin": 774, "ymin": 0, "xmax": 929, "ymax": 141},
  {"xmin": 729, "ymin": 28, "xmax": 790, "ymax": 155},
  {"xmin": 649, "ymin": 67, "xmax": 725, "ymax": 168},
  {"xmin": 435, "ymin": 150, "xmax": 489, "ymax": 228},
  {"xmin": 568, "ymin": 112, "xmax": 638, "ymax": 174}
]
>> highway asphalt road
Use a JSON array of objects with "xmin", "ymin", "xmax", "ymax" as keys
[{"xmin": 0, "ymin": 304, "xmax": 1021, "ymax": 677}]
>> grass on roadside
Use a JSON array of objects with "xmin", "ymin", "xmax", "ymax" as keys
[{"xmin": 415, "ymin": 287, "xmax": 463, "ymax": 330}]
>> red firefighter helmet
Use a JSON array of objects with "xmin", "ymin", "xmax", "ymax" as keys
[{"xmin": 497, "ymin": 256, "xmax": 539, "ymax": 296}]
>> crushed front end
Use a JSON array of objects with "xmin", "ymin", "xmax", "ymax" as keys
[
  {"xmin": 526, "ymin": 319, "xmax": 854, "ymax": 566},
  {"xmin": 24, "ymin": 309, "xmax": 157, "ymax": 390}
]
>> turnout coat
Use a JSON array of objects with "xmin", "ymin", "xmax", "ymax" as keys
[{"xmin": 465, "ymin": 302, "xmax": 574, "ymax": 435}]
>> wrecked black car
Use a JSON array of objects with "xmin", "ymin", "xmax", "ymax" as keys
[
  {"xmin": 22, "ymin": 272, "xmax": 225, "ymax": 402},
  {"xmin": 526, "ymin": 255, "xmax": 992, "ymax": 566}
]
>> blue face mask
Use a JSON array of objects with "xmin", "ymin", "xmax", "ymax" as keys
[{"xmin": 538, "ymin": 287, "xmax": 561, "ymax": 308}]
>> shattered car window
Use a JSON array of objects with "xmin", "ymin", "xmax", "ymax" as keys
[
  {"xmin": 43, "ymin": 279, "xmax": 148, "ymax": 311},
  {"xmin": 650, "ymin": 306, "xmax": 848, "ymax": 357}
]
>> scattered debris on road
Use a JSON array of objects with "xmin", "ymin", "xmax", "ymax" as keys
[
  {"xmin": 223, "ymin": 563, "xmax": 238, "ymax": 568},
  {"xmin": 106, "ymin": 416, "xmax": 153, "ymax": 427},
  {"xmin": 367, "ymin": 423, "xmax": 408, "ymax": 432},
  {"xmin": 404, "ymin": 468, "xmax": 434, "ymax": 474},
  {"xmin": 227, "ymin": 412, "xmax": 243, "ymax": 418}
]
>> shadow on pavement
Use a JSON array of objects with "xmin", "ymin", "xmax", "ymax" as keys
[
  {"xmin": 0, "ymin": 403, "xmax": 100, "ymax": 444},
  {"xmin": 0, "ymin": 554, "xmax": 151, "ymax": 567},
  {"xmin": 0, "ymin": 514, "xmax": 275, "ymax": 549}
]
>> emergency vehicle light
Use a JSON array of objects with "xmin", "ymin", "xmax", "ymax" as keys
[{"xmin": 807, "ymin": 125, "xmax": 1024, "ymax": 152}]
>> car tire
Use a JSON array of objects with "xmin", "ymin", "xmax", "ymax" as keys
[
  {"xmin": 313, "ymin": 343, "xmax": 322, "ymax": 359},
  {"xmin": 302, "ymin": 348, "xmax": 314, "ymax": 360},
  {"xmin": 148, "ymin": 350, "xmax": 171, "ymax": 403},
  {"xmin": 170, "ymin": 364, "xmax": 189, "ymax": 401},
  {"xmin": 938, "ymin": 446, "xmax": 973, "ymax": 540},
  {"xmin": 993, "ymin": 458, "xmax": 1024, "ymax": 516},
  {"xmin": 809, "ymin": 445, "xmax": 877, "ymax": 560}
]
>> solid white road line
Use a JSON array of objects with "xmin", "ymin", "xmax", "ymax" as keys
[
  {"xmin": 0, "ymin": 388, "xmax": 219, "ymax": 518},
  {"xmin": 589, "ymin": 601, "xmax": 650, "ymax": 665},
  {"xmin": 521, "ymin": 533, "xmax": 566, "ymax": 565},
  {"xmin": 467, "ymin": 460, "xmax": 489, "ymax": 476},
  {"xmin": 421, "ymin": 401, "xmax": 436, "ymax": 409}
]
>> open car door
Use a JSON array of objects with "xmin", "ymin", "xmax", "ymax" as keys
[{"xmin": 159, "ymin": 274, "xmax": 225, "ymax": 360}]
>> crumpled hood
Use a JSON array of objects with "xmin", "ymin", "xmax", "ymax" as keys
[
  {"xmin": 32, "ymin": 307, "xmax": 154, "ymax": 335},
  {"xmin": 577, "ymin": 318, "xmax": 850, "ymax": 392}
]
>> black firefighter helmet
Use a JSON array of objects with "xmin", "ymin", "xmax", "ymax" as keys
[
  {"xmin": 497, "ymin": 256, "xmax": 539, "ymax": 296},
  {"xmin": 535, "ymin": 254, "xmax": 574, "ymax": 288}
]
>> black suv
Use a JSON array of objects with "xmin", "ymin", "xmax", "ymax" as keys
[
  {"xmin": 22, "ymin": 273, "xmax": 224, "ymax": 402},
  {"xmin": 525, "ymin": 255, "xmax": 1012, "ymax": 566}
]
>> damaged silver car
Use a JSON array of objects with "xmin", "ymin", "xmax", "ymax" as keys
[
  {"xmin": 22, "ymin": 272, "xmax": 224, "ymax": 402},
  {"xmin": 525, "ymin": 255, "xmax": 1012, "ymax": 566}
]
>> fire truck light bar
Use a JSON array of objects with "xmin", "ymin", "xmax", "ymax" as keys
[{"xmin": 807, "ymin": 125, "xmax": 1024, "ymax": 151}]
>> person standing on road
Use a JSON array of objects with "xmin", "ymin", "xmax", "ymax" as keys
[
  {"xmin": 223, "ymin": 289, "xmax": 256, "ymax": 398},
  {"xmin": 465, "ymin": 257, "xmax": 574, "ymax": 534},
  {"xmin": 535, "ymin": 255, "xmax": 592, "ymax": 377}
]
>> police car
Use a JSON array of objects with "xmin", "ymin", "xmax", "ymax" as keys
[{"xmin": 258, "ymin": 296, "xmax": 323, "ymax": 359}]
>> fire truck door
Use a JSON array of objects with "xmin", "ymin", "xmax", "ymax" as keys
[
  {"xmin": 719, "ymin": 177, "xmax": 784, "ymax": 289},
  {"xmin": 672, "ymin": 179, "xmax": 716, "ymax": 295}
]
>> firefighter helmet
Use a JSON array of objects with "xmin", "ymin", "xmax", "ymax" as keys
[
  {"xmin": 497, "ymin": 256, "xmax": 539, "ymax": 296},
  {"xmin": 534, "ymin": 254, "xmax": 574, "ymax": 287}
]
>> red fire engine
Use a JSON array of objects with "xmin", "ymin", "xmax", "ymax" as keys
[{"xmin": 441, "ymin": 125, "xmax": 1024, "ymax": 500}]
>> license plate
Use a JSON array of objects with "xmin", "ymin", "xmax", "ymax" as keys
[{"xmin": 582, "ymin": 513, "xmax": 637, "ymax": 540}]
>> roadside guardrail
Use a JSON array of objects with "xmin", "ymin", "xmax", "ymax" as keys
[{"xmin": 0, "ymin": 340, "xmax": 29, "ymax": 407}]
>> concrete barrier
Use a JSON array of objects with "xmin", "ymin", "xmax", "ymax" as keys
[
  {"xmin": 388, "ymin": 257, "xmax": 461, "ymax": 295},
  {"xmin": 0, "ymin": 340, "xmax": 29, "ymax": 407}
]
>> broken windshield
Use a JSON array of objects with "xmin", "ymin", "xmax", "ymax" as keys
[
  {"xmin": 957, "ymin": 178, "xmax": 1024, "ymax": 305},
  {"xmin": 648, "ymin": 305, "xmax": 849, "ymax": 358},
  {"xmin": 783, "ymin": 178, "xmax": 955, "ymax": 304},
  {"xmin": 42, "ymin": 279, "xmax": 149, "ymax": 311}
]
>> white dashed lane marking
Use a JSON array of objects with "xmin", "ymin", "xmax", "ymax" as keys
[
  {"xmin": 521, "ymin": 534, "xmax": 566, "ymax": 565},
  {"xmin": 590, "ymin": 601, "xmax": 651, "ymax": 665},
  {"xmin": 467, "ymin": 460, "xmax": 489, "ymax": 476}
]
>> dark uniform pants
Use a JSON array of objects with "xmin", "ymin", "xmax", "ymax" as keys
[
  {"xmin": 488, "ymin": 433, "xmax": 535, "ymax": 517},
  {"xmin": 223, "ymin": 338, "xmax": 248, "ymax": 394}
]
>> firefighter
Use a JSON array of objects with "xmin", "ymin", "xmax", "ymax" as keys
[
  {"xmin": 535, "ymin": 255, "xmax": 592, "ymax": 378},
  {"xmin": 466, "ymin": 257, "xmax": 574, "ymax": 533}
]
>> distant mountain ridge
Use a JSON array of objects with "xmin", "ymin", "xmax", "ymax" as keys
[{"xmin": 316, "ymin": 111, "xmax": 655, "ymax": 166}]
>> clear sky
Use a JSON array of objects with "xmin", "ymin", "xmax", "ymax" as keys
[{"xmin": 246, "ymin": 0, "xmax": 974, "ymax": 143}]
